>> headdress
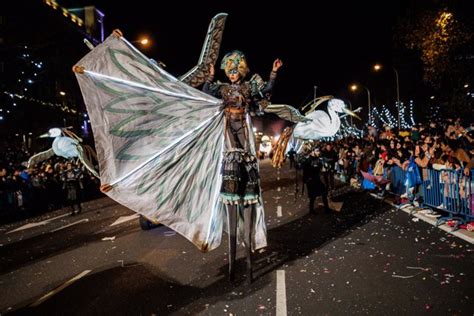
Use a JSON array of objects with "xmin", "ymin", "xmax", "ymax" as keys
[{"xmin": 220, "ymin": 50, "xmax": 249, "ymax": 78}]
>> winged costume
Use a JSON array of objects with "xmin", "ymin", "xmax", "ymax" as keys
[
  {"xmin": 203, "ymin": 50, "xmax": 277, "ymax": 206},
  {"xmin": 73, "ymin": 14, "xmax": 305, "ymax": 268},
  {"xmin": 72, "ymin": 13, "xmax": 276, "ymax": 253}
]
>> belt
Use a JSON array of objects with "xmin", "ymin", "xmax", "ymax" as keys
[{"xmin": 225, "ymin": 107, "xmax": 245, "ymax": 115}]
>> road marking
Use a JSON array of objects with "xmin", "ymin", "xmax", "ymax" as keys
[
  {"xmin": 50, "ymin": 219, "xmax": 89, "ymax": 233},
  {"xmin": 163, "ymin": 230, "xmax": 176, "ymax": 237},
  {"xmin": 277, "ymin": 205, "xmax": 283, "ymax": 217},
  {"xmin": 276, "ymin": 270, "xmax": 287, "ymax": 316},
  {"xmin": 110, "ymin": 214, "xmax": 139, "ymax": 227},
  {"xmin": 6, "ymin": 213, "xmax": 70, "ymax": 234},
  {"xmin": 31, "ymin": 270, "xmax": 91, "ymax": 307},
  {"xmin": 43, "ymin": 213, "xmax": 71, "ymax": 222}
]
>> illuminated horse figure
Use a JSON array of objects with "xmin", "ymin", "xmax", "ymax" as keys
[{"xmin": 28, "ymin": 127, "xmax": 98, "ymax": 177}]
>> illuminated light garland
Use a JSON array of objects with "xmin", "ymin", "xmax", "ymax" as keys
[
  {"xmin": 399, "ymin": 102, "xmax": 412, "ymax": 129},
  {"xmin": 409, "ymin": 100, "xmax": 415, "ymax": 125},
  {"xmin": 399, "ymin": 102, "xmax": 406, "ymax": 128},
  {"xmin": 1, "ymin": 47, "xmax": 47, "ymax": 122},
  {"xmin": 335, "ymin": 116, "xmax": 364, "ymax": 139},
  {"xmin": 381, "ymin": 104, "xmax": 397, "ymax": 128},
  {"xmin": 1, "ymin": 47, "xmax": 88, "ymax": 123},
  {"xmin": 3, "ymin": 91, "xmax": 80, "ymax": 114},
  {"xmin": 367, "ymin": 101, "xmax": 416, "ymax": 130},
  {"xmin": 371, "ymin": 107, "xmax": 389, "ymax": 127}
]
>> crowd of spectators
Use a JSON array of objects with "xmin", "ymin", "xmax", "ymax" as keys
[
  {"xmin": 0, "ymin": 140, "xmax": 100, "ymax": 222},
  {"xmin": 290, "ymin": 118, "xmax": 474, "ymax": 206},
  {"xmin": 1, "ymin": 118, "xmax": 473, "ymax": 222}
]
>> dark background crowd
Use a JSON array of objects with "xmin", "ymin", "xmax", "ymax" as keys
[
  {"xmin": 0, "ymin": 139, "xmax": 101, "ymax": 223},
  {"xmin": 1, "ymin": 117, "xmax": 473, "ymax": 224},
  {"xmin": 287, "ymin": 118, "xmax": 474, "ymax": 216}
]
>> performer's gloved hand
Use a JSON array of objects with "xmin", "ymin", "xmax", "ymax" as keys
[
  {"xmin": 205, "ymin": 63, "xmax": 215, "ymax": 84},
  {"xmin": 209, "ymin": 63, "xmax": 215, "ymax": 77},
  {"xmin": 272, "ymin": 59, "xmax": 283, "ymax": 72}
]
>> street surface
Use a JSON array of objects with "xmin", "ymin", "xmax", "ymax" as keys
[{"xmin": 1, "ymin": 160, "xmax": 472, "ymax": 315}]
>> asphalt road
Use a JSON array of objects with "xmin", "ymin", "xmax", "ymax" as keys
[{"xmin": 1, "ymin": 160, "xmax": 472, "ymax": 315}]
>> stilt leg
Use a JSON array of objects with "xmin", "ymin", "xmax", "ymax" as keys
[
  {"xmin": 227, "ymin": 204, "xmax": 237, "ymax": 282},
  {"xmin": 243, "ymin": 204, "xmax": 255, "ymax": 284}
]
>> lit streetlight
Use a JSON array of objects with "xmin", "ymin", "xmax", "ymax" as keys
[
  {"xmin": 373, "ymin": 63, "xmax": 400, "ymax": 129},
  {"xmin": 132, "ymin": 37, "xmax": 150, "ymax": 46},
  {"xmin": 350, "ymin": 83, "xmax": 371, "ymax": 125},
  {"xmin": 59, "ymin": 91, "xmax": 66, "ymax": 96},
  {"xmin": 132, "ymin": 36, "xmax": 167, "ymax": 68},
  {"xmin": 464, "ymin": 84, "xmax": 469, "ymax": 88}
]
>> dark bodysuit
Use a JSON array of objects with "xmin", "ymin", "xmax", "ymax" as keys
[{"xmin": 203, "ymin": 71, "xmax": 277, "ymax": 205}]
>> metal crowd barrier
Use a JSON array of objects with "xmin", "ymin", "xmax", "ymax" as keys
[
  {"xmin": 421, "ymin": 168, "xmax": 473, "ymax": 230},
  {"xmin": 387, "ymin": 166, "xmax": 473, "ymax": 230}
]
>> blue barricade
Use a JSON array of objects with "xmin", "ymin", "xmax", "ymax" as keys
[{"xmin": 421, "ymin": 168, "xmax": 473, "ymax": 228}]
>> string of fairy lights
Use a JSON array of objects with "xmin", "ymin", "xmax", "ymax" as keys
[
  {"xmin": 1, "ymin": 46, "xmax": 88, "ymax": 125},
  {"xmin": 319, "ymin": 99, "xmax": 418, "ymax": 141},
  {"xmin": 3, "ymin": 92, "xmax": 80, "ymax": 114},
  {"xmin": 0, "ymin": 45, "xmax": 44, "ymax": 121},
  {"xmin": 367, "ymin": 101, "xmax": 416, "ymax": 129},
  {"xmin": 298, "ymin": 99, "xmax": 418, "ymax": 142},
  {"xmin": 338, "ymin": 116, "xmax": 364, "ymax": 138}
]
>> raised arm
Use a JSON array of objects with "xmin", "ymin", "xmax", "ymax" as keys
[
  {"xmin": 202, "ymin": 63, "xmax": 221, "ymax": 97},
  {"xmin": 202, "ymin": 63, "xmax": 215, "ymax": 93},
  {"xmin": 261, "ymin": 59, "xmax": 283, "ymax": 96}
]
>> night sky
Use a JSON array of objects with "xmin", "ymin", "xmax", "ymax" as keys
[
  {"xmin": 4, "ymin": 1, "xmax": 474, "ymax": 135},
  {"xmin": 65, "ymin": 0, "xmax": 408, "ymax": 108},
  {"xmin": 3, "ymin": 0, "xmax": 425, "ymax": 135}
]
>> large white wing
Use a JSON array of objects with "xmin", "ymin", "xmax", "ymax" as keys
[
  {"xmin": 74, "ymin": 33, "xmax": 228, "ymax": 251},
  {"xmin": 293, "ymin": 111, "xmax": 341, "ymax": 139},
  {"xmin": 264, "ymin": 104, "xmax": 311, "ymax": 123},
  {"xmin": 27, "ymin": 148, "xmax": 55, "ymax": 168}
]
